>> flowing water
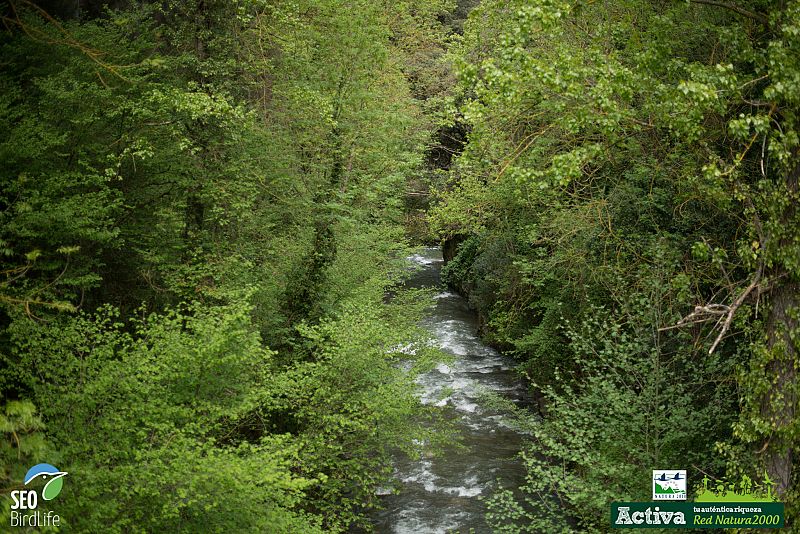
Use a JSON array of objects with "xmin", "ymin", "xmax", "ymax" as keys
[{"xmin": 369, "ymin": 247, "xmax": 528, "ymax": 533}]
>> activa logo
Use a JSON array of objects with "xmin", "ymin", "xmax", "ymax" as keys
[
  {"xmin": 615, "ymin": 505, "xmax": 687, "ymax": 526},
  {"xmin": 9, "ymin": 463, "xmax": 67, "ymax": 528}
]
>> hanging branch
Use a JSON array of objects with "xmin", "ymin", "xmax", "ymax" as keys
[
  {"xmin": 2, "ymin": 0, "xmax": 130, "ymax": 81},
  {"xmin": 661, "ymin": 267, "xmax": 763, "ymax": 354},
  {"xmin": 707, "ymin": 267, "xmax": 762, "ymax": 354}
]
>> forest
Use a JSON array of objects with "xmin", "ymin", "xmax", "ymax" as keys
[{"xmin": 0, "ymin": 0, "xmax": 798, "ymax": 532}]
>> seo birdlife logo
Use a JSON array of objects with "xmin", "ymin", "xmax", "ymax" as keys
[
  {"xmin": 9, "ymin": 463, "xmax": 67, "ymax": 528},
  {"xmin": 23, "ymin": 463, "xmax": 67, "ymax": 501}
]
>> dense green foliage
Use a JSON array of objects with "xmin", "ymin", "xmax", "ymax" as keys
[
  {"xmin": 3, "ymin": 0, "xmax": 799, "ymax": 532},
  {"xmin": 431, "ymin": 0, "xmax": 800, "ymax": 531},
  {"xmin": 0, "ymin": 1, "xmax": 456, "ymax": 531}
]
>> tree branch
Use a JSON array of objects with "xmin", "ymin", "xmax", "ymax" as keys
[
  {"xmin": 661, "ymin": 268, "xmax": 763, "ymax": 354},
  {"xmin": 689, "ymin": 0, "xmax": 769, "ymax": 25}
]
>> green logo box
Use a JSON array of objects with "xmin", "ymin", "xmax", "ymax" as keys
[{"xmin": 611, "ymin": 502, "xmax": 785, "ymax": 529}]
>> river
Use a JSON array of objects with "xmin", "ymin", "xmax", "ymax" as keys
[{"xmin": 369, "ymin": 247, "xmax": 528, "ymax": 533}]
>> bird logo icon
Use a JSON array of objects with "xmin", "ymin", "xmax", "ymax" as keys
[
  {"xmin": 24, "ymin": 463, "xmax": 68, "ymax": 501},
  {"xmin": 652, "ymin": 470, "xmax": 687, "ymax": 500}
]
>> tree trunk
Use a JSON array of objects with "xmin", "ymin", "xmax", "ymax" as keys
[
  {"xmin": 760, "ymin": 157, "xmax": 800, "ymax": 497},
  {"xmin": 761, "ymin": 280, "xmax": 799, "ymax": 496}
]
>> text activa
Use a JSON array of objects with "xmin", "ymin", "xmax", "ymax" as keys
[{"xmin": 615, "ymin": 506, "xmax": 687, "ymax": 525}]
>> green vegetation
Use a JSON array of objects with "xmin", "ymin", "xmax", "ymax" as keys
[
  {"xmin": 2, "ymin": 0, "xmax": 799, "ymax": 532},
  {"xmin": 431, "ymin": 0, "xmax": 800, "ymax": 531},
  {"xmin": 0, "ymin": 0, "xmax": 455, "ymax": 531}
]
